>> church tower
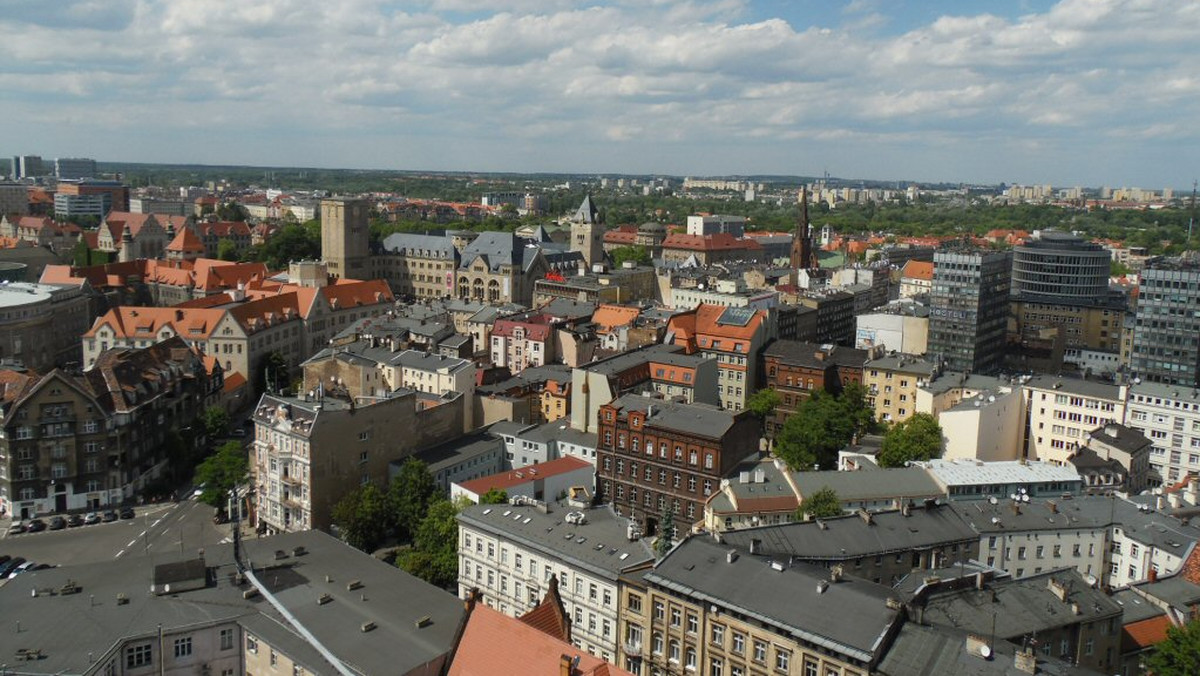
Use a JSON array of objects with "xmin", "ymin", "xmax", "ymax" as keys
[
  {"xmin": 790, "ymin": 187, "xmax": 816, "ymax": 283},
  {"xmin": 570, "ymin": 194, "xmax": 604, "ymax": 268},
  {"xmin": 320, "ymin": 197, "xmax": 370, "ymax": 280}
]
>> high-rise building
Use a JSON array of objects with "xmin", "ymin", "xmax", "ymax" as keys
[
  {"xmin": 1131, "ymin": 256, "xmax": 1200, "ymax": 386},
  {"xmin": 10, "ymin": 155, "xmax": 44, "ymax": 180},
  {"xmin": 319, "ymin": 197, "xmax": 369, "ymax": 279},
  {"xmin": 928, "ymin": 247, "xmax": 1011, "ymax": 374},
  {"xmin": 54, "ymin": 157, "xmax": 97, "ymax": 180},
  {"xmin": 53, "ymin": 179, "xmax": 129, "ymax": 218}
]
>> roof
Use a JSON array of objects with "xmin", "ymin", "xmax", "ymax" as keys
[
  {"xmin": 457, "ymin": 504, "xmax": 654, "ymax": 581},
  {"xmin": 449, "ymin": 603, "xmax": 631, "ymax": 676},
  {"xmin": 517, "ymin": 576, "xmax": 572, "ymax": 641},
  {"xmin": 764, "ymin": 340, "xmax": 870, "ymax": 369},
  {"xmin": 607, "ymin": 393, "xmax": 738, "ymax": 439},
  {"xmin": 165, "ymin": 226, "xmax": 206, "ymax": 254},
  {"xmin": 661, "ymin": 232, "xmax": 759, "ymax": 252},
  {"xmin": 84, "ymin": 306, "xmax": 227, "ymax": 340},
  {"xmin": 455, "ymin": 456, "xmax": 593, "ymax": 495},
  {"xmin": 1023, "ymin": 375, "xmax": 1125, "ymax": 401},
  {"xmin": 790, "ymin": 467, "xmax": 944, "ymax": 502},
  {"xmin": 1086, "ymin": 423, "xmax": 1151, "ymax": 454},
  {"xmin": 647, "ymin": 536, "xmax": 901, "ymax": 662},
  {"xmin": 722, "ymin": 505, "xmax": 977, "ymax": 561},
  {"xmin": 901, "ymin": 260, "xmax": 934, "ymax": 281},
  {"xmin": 878, "ymin": 622, "xmax": 1098, "ymax": 676},
  {"xmin": 916, "ymin": 459, "xmax": 1083, "ymax": 487},
  {"xmin": 865, "ymin": 354, "xmax": 939, "ymax": 376},
  {"xmin": 411, "ymin": 430, "xmax": 506, "ymax": 475},
  {"xmin": 1121, "ymin": 615, "xmax": 1173, "ymax": 652},
  {"xmin": 573, "ymin": 195, "xmax": 599, "ymax": 224}
]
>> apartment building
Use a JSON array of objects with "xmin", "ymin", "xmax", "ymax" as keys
[
  {"xmin": 928, "ymin": 247, "xmax": 1011, "ymax": 375},
  {"xmin": 0, "ymin": 281, "xmax": 94, "ymax": 373},
  {"xmin": 1124, "ymin": 380, "xmax": 1200, "ymax": 486},
  {"xmin": 762, "ymin": 340, "xmax": 868, "ymax": 435},
  {"xmin": 1024, "ymin": 376, "xmax": 1126, "ymax": 465},
  {"xmin": 490, "ymin": 311, "xmax": 562, "ymax": 374},
  {"xmin": 668, "ymin": 304, "xmax": 773, "ymax": 411},
  {"xmin": 0, "ymin": 337, "xmax": 219, "ymax": 518},
  {"xmin": 855, "ymin": 299, "xmax": 929, "ymax": 355},
  {"xmin": 863, "ymin": 353, "xmax": 937, "ymax": 423},
  {"xmin": 597, "ymin": 394, "xmax": 759, "ymax": 534},
  {"xmin": 251, "ymin": 388, "xmax": 463, "ymax": 533},
  {"xmin": 622, "ymin": 536, "xmax": 903, "ymax": 676},
  {"xmin": 898, "ymin": 259, "xmax": 932, "ymax": 298},
  {"xmin": 1131, "ymin": 255, "xmax": 1200, "ymax": 387},
  {"xmin": 456, "ymin": 503, "xmax": 654, "ymax": 662}
]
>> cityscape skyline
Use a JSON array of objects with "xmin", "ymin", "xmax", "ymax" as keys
[{"xmin": 3, "ymin": 0, "xmax": 1198, "ymax": 189}]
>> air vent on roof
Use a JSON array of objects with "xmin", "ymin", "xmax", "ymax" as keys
[
  {"xmin": 318, "ymin": 593, "xmax": 332, "ymax": 605},
  {"xmin": 347, "ymin": 580, "xmax": 363, "ymax": 591}
]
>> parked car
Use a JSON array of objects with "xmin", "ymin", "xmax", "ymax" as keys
[
  {"xmin": 8, "ymin": 561, "xmax": 36, "ymax": 578},
  {"xmin": 25, "ymin": 519, "xmax": 46, "ymax": 533},
  {"xmin": 67, "ymin": 514, "xmax": 84, "ymax": 527},
  {"xmin": 0, "ymin": 557, "xmax": 25, "ymax": 577},
  {"xmin": 83, "ymin": 512, "xmax": 101, "ymax": 525},
  {"xmin": 119, "ymin": 507, "xmax": 135, "ymax": 520},
  {"xmin": 31, "ymin": 563, "xmax": 54, "ymax": 570},
  {"xmin": 0, "ymin": 555, "xmax": 10, "ymax": 567},
  {"xmin": 48, "ymin": 516, "xmax": 66, "ymax": 530},
  {"xmin": 7, "ymin": 521, "xmax": 24, "ymax": 535},
  {"xmin": 101, "ymin": 510, "xmax": 118, "ymax": 523}
]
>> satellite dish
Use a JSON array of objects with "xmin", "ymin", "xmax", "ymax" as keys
[
  {"xmin": 980, "ymin": 644, "xmax": 993, "ymax": 659},
  {"xmin": 1022, "ymin": 495, "xmax": 1030, "ymax": 503},
  {"xmin": 989, "ymin": 496, "xmax": 998, "ymax": 505}
]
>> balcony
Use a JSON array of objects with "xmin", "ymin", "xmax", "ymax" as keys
[
  {"xmin": 623, "ymin": 638, "xmax": 643, "ymax": 655},
  {"xmin": 280, "ymin": 473, "xmax": 303, "ymax": 486},
  {"xmin": 281, "ymin": 494, "xmax": 305, "ymax": 509}
]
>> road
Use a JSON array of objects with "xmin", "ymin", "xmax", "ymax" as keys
[{"xmin": 0, "ymin": 499, "xmax": 237, "ymax": 569}]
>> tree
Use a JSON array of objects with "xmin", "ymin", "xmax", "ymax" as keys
[
  {"xmin": 258, "ymin": 351, "xmax": 288, "ymax": 394},
  {"xmin": 609, "ymin": 245, "xmax": 651, "ymax": 267},
  {"xmin": 478, "ymin": 488, "xmax": 508, "ymax": 505},
  {"xmin": 216, "ymin": 238, "xmax": 239, "ymax": 261},
  {"xmin": 655, "ymin": 503, "xmax": 677, "ymax": 558},
  {"xmin": 797, "ymin": 486, "xmax": 843, "ymax": 520},
  {"xmin": 388, "ymin": 459, "xmax": 437, "ymax": 541},
  {"xmin": 216, "ymin": 201, "xmax": 248, "ymax": 222},
  {"xmin": 202, "ymin": 405, "xmax": 230, "ymax": 439},
  {"xmin": 194, "ymin": 441, "xmax": 248, "ymax": 509},
  {"xmin": 256, "ymin": 223, "xmax": 320, "ymax": 270},
  {"xmin": 746, "ymin": 388, "xmax": 781, "ymax": 418},
  {"xmin": 773, "ymin": 385, "xmax": 878, "ymax": 471},
  {"xmin": 1147, "ymin": 618, "xmax": 1200, "ymax": 676},
  {"xmin": 877, "ymin": 413, "xmax": 943, "ymax": 468},
  {"xmin": 332, "ymin": 483, "xmax": 390, "ymax": 552},
  {"xmin": 396, "ymin": 497, "xmax": 462, "ymax": 588}
]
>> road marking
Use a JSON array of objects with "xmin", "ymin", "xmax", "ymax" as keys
[
  {"xmin": 138, "ymin": 530, "xmax": 147, "ymax": 537},
  {"xmin": 152, "ymin": 518, "xmax": 164, "ymax": 528},
  {"xmin": 115, "ymin": 549, "xmax": 125, "ymax": 558},
  {"xmin": 126, "ymin": 539, "xmax": 137, "ymax": 548}
]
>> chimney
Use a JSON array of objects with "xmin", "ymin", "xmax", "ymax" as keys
[
  {"xmin": 831, "ymin": 564, "xmax": 844, "ymax": 582},
  {"xmin": 975, "ymin": 572, "xmax": 985, "ymax": 590},
  {"xmin": 1047, "ymin": 577, "xmax": 1068, "ymax": 602},
  {"xmin": 559, "ymin": 654, "xmax": 574, "ymax": 676},
  {"xmin": 1104, "ymin": 423, "xmax": 1119, "ymax": 437},
  {"xmin": 858, "ymin": 509, "xmax": 874, "ymax": 525},
  {"xmin": 1149, "ymin": 567, "xmax": 1158, "ymax": 583},
  {"xmin": 1013, "ymin": 648, "xmax": 1037, "ymax": 674},
  {"xmin": 1047, "ymin": 501, "xmax": 1057, "ymax": 514},
  {"xmin": 901, "ymin": 502, "xmax": 911, "ymax": 517},
  {"xmin": 749, "ymin": 538, "xmax": 761, "ymax": 555},
  {"xmin": 965, "ymin": 634, "xmax": 992, "ymax": 659}
]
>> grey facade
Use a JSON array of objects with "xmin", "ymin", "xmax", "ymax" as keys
[
  {"xmin": 1131, "ymin": 256, "xmax": 1200, "ymax": 386},
  {"xmin": 1012, "ymin": 231, "xmax": 1110, "ymax": 305},
  {"xmin": 928, "ymin": 248, "xmax": 1012, "ymax": 374}
]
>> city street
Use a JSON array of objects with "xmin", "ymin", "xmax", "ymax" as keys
[{"xmin": 0, "ymin": 498, "xmax": 239, "ymax": 569}]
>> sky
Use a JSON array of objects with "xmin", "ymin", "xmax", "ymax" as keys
[{"xmin": 2, "ymin": 0, "xmax": 1197, "ymax": 188}]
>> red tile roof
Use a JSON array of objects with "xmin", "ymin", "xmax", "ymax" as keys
[
  {"xmin": 902, "ymin": 260, "xmax": 934, "ymax": 281},
  {"xmin": 592, "ymin": 304, "xmax": 640, "ymax": 332},
  {"xmin": 1121, "ymin": 615, "xmax": 1172, "ymax": 652},
  {"xmin": 661, "ymin": 232, "xmax": 758, "ymax": 252},
  {"xmin": 456, "ymin": 456, "xmax": 592, "ymax": 495},
  {"xmin": 448, "ymin": 603, "xmax": 631, "ymax": 676},
  {"xmin": 166, "ymin": 226, "xmax": 206, "ymax": 254},
  {"xmin": 518, "ymin": 576, "xmax": 571, "ymax": 642}
]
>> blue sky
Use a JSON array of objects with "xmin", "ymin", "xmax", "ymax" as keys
[{"xmin": 2, "ymin": 0, "xmax": 1197, "ymax": 188}]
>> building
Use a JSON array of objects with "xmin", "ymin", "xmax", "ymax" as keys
[
  {"xmin": 855, "ymin": 299, "xmax": 929, "ymax": 354},
  {"xmin": 95, "ymin": 211, "xmax": 177, "ymax": 260},
  {"xmin": 935, "ymin": 382, "xmax": 1025, "ymax": 461},
  {"xmin": 490, "ymin": 310, "xmax": 564, "ymax": 374},
  {"xmin": 796, "ymin": 288, "xmax": 856, "ymax": 345},
  {"xmin": 320, "ymin": 197, "xmax": 370, "ymax": 280},
  {"xmin": 623, "ymin": 535, "xmax": 904, "ymax": 676},
  {"xmin": 1023, "ymin": 375, "xmax": 1126, "ymax": 466},
  {"xmin": 1131, "ymin": 255, "xmax": 1200, "ymax": 386},
  {"xmin": 0, "ymin": 530, "xmax": 466, "ymax": 676},
  {"xmin": 659, "ymin": 232, "xmax": 763, "ymax": 266},
  {"xmin": 450, "ymin": 456, "xmax": 594, "ymax": 504},
  {"xmin": 669, "ymin": 278, "xmax": 778, "ymax": 311},
  {"xmin": 685, "ymin": 214, "xmax": 746, "ymax": 237},
  {"xmin": 667, "ymin": 304, "xmax": 773, "ymax": 411},
  {"xmin": 10, "ymin": 155, "xmax": 44, "ymax": 179},
  {"xmin": 456, "ymin": 503, "xmax": 655, "ymax": 661},
  {"xmin": 596, "ymin": 394, "xmax": 759, "ymax": 533},
  {"xmin": 54, "ymin": 157, "xmax": 97, "ymax": 180},
  {"xmin": 0, "ymin": 337, "xmax": 220, "ymax": 517},
  {"xmin": 376, "ymin": 231, "xmax": 459, "ymax": 300},
  {"xmin": 913, "ymin": 568, "xmax": 1123, "ymax": 673},
  {"xmin": 0, "ymin": 181, "xmax": 28, "ymax": 216},
  {"xmin": 916, "ymin": 458, "xmax": 1083, "ymax": 503},
  {"xmin": 863, "ymin": 354, "xmax": 938, "ymax": 423},
  {"xmin": 405, "ymin": 429, "xmax": 506, "ymax": 493},
  {"xmin": 1071, "ymin": 423, "xmax": 1152, "ymax": 493},
  {"xmin": 720, "ymin": 504, "xmax": 979, "ymax": 586},
  {"xmin": 928, "ymin": 247, "xmax": 1012, "ymax": 374},
  {"xmin": 532, "ymin": 264, "xmax": 658, "ymax": 306},
  {"xmin": 54, "ymin": 179, "xmax": 129, "ymax": 218},
  {"xmin": 251, "ymin": 388, "xmax": 463, "ymax": 533},
  {"xmin": 1124, "ymin": 380, "xmax": 1200, "ymax": 487},
  {"xmin": 898, "ymin": 259, "xmax": 933, "ymax": 298},
  {"xmin": 571, "ymin": 194, "xmax": 605, "ymax": 267},
  {"xmin": 0, "ymin": 281, "xmax": 94, "ymax": 372},
  {"xmin": 762, "ymin": 340, "xmax": 868, "ymax": 436}
]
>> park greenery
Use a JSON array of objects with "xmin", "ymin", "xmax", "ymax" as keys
[
  {"xmin": 797, "ymin": 486, "xmax": 843, "ymax": 520},
  {"xmin": 877, "ymin": 413, "xmax": 944, "ymax": 468},
  {"xmin": 609, "ymin": 245, "xmax": 652, "ymax": 267},
  {"xmin": 774, "ymin": 384, "xmax": 877, "ymax": 471}
]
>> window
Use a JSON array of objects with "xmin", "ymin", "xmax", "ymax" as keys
[
  {"xmin": 710, "ymin": 624, "xmax": 725, "ymax": 646},
  {"xmin": 710, "ymin": 658, "xmax": 724, "ymax": 676},
  {"xmin": 670, "ymin": 639, "xmax": 681, "ymax": 663},
  {"xmin": 775, "ymin": 648, "xmax": 791, "ymax": 671},
  {"xmin": 732, "ymin": 632, "xmax": 745, "ymax": 654},
  {"xmin": 174, "ymin": 637, "xmax": 192, "ymax": 658},
  {"xmin": 686, "ymin": 647, "xmax": 697, "ymax": 671},
  {"xmin": 220, "ymin": 628, "xmax": 235, "ymax": 651},
  {"xmin": 652, "ymin": 632, "xmax": 664, "ymax": 655},
  {"xmin": 126, "ymin": 643, "xmax": 152, "ymax": 669},
  {"xmin": 753, "ymin": 641, "xmax": 767, "ymax": 663},
  {"xmin": 671, "ymin": 607, "xmax": 682, "ymax": 627},
  {"xmin": 654, "ymin": 601, "xmax": 665, "ymax": 621},
  {"xmin": 271, "ymin": 649, "xmax": 278, "ymax": 666},
  {"xmin": 687, "ymin": 613, "xmax": 698, "ymax": 634},
  {"xmin": 628, "ymin": 593, "xmax": 643, "ymax": 613}
]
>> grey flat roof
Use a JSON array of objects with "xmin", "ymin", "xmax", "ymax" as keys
[
  {"xmin": 384, "ymin": 349, "xmax": 472, "ymax": 373},
  {"xmin": 0, "ymin": 530, "xmax": 463, "ymax": 676},
  {"xmin": 647, "ymin": 536, "xmax": 900, "ymax": 662},
  {"xmin": 790, "ymin": 467, "xmax": 945, "ymax": 502},
  {"xmin": 581, "ymin": 343, "xmax": 688, "ymax": 376},
  {"xmin": 457, "ymin": 504, "xmax": 654, "ymax": 580},
  {"xmin": 917, "ymin": 459, "xmax": 1083, "ymax": 487},
  {"xmin": 610, "ymin": 393, "xmax": 736, "ymax": 439},
  {"xmin": 410, "ymin": 429, "xmax": 506, "ymax": 474},
  {"xmin": 1024, "ymin": 375, "xmax": 1124, "ymax": 401},
  {"xmin": 864, "ymin": 354, "xmax": 938, "ymax": 376},
  {"xmin": 1110, "ymin": 589, "xmax": 1166, "ymax": 624},
  {"xmin": 721, "ymin": 505, "xmax": 977, "ymax": 560},
  {"xmin": 877, "ymin": 622, "xmax": 1099, "ymax": 676},
  {"xmin": 921, "ymin": 371, "xmax": 1009, "ymax": 396}
]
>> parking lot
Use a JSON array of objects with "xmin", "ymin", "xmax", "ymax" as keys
[{"xmin": 0, "ymin": 497, "xmax": 236, "ymax": 573}]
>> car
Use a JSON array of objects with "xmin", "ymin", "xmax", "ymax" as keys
[
  {"xmin": 31, "ymin": 563, "xmax": 54, "ymax": 570},
  {"xmin": 83, "ymin": 512, "xmax": 101, "ymax": 525},
  {"xmin": 25, "ymin": 519, "xmax": 47, "ymax": 533},
  {"xmin": 67, "ymin": 514, "xmax": 84, "ymax": 527},
  {"xmin": 231, "ymin": 427, "xmax": 246, "ymax": 437},
  {"xmin": 48, "ymin": 516, "xmax": 66, "ymax": 530},
  {"xmin": 0, "ymin": 555, "xmax": 10, "ymax": 567},
  {"xmin": 101, "ymin": 510, "xmax": 118, "ymax": 523},
  {"xmin": 0, "ymin": 557, "xmax": 25, "ymax": 577},
  {"xmin": 119, "ymin": 507, "xmax": 135, "ymax": 520},
  {"xmin": 8, "ymin": 561, "xmax": 36, "ymax": 578},
  {"xmin": 7, "ymin": 521, "xmax": 24, "ymax": 535}
]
